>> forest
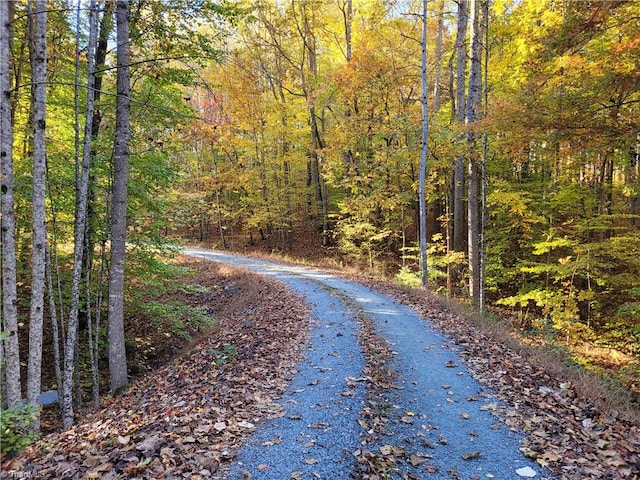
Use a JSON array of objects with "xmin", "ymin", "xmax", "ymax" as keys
[{"xmin": 1, "ymin": 0, "xmax": 639, "ymax": 454}]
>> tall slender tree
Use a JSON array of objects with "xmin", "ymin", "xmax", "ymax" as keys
[
  {"xmin": 419, "ymin": 0, "xmax": 429, "ymax": 287},
  {"xmin": 479, "ymin": 0, "xmax": 489, "ymax": 312},
  {"xmin": 108, "ymin": 0, "xmax": 131, "ymax": 396},
  {"xmin": 61, "ymin": 0, "xmax": 100, "ymax": 428},
  {"xmin": 466, "ymin": 0, "xmax": 483, "ymax": 307},
  {"xmin": 451, "ymin": 0, "xmax": 469, "ymax": 295},
  {"xmin": 433, "ymin": 0, "xmax": 444, "ymax": 113},
  {"xmin": 26, "ymin": 0, "xmax": 48, "ymax": 432},
  {"xmin": 0, "ymin": 0, "xmax": 21, "ymax": 409}
]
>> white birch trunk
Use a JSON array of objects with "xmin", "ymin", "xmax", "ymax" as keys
[
  {"xmin": 0, "ymin": 0, "xmax": 22, "ymax": 409},
  {"xmin": 25, "ymin": 0, "xmax": 46, "ymax": 392},
  {"xmin": 108, "ymin": 0, "xmax": 131, "ymax": 395},
  {"xmin": 26, "ymin": 0, "xmax": 48, "ymax": 433},
  {"xmin": 61, "ymin": 0, "xmax": 100, "ymax": 427}
]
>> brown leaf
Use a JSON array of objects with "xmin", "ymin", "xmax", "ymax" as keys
[
  {"xmin": 461, "ymin": 451, "xmax": 481, "ymax": 460},
  {"xmin": 137, "ymin": 435, "xmax": 164, "ymax": 452},
  {"xmin": 309, "ymin": 422, "xmax": 330, "ymax": 429},
  {"xmin": 83, "ymin": 455, "xmax": 110, "ymax": 468},
  {"xmin": 380, "ymin": 445, "xmax": 393, "ymax": 455},
  {"xmin": 262, "ymin": 437, "xmax": 283, "ymax": 446}
]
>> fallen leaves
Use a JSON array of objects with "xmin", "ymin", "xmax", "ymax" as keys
[
  {"xmin": 461, "ymin": 451, "xmax": 481, "ymax": 460},
  {"xmin": 366, "ymin": 280, "xmax": 640, "ymax": 480},
  {"xmin": 2, "ymin": 260, "xmax": 311, "ymax": 479},
  {"xmin": 6, "ymin": 258, "xmax": 640, "ymax": 480}
]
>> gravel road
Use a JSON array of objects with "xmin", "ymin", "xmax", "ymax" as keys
[{"xmin": 185, "ymin": 248, "xmax": 551, "ymax": 480}]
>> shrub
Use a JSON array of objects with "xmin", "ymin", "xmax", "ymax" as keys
[{"xmin": 0, "ymin": 403, "xmax": 38, "ymax": 457}]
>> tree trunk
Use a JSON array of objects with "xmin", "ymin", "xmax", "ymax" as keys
[
  {"xmin": 433, "ymin": 0, "xmax": 444, "ymax": 113},
  {"xmin": 45, "ymin": 246, "xmax": 62, "ymax": 401},
  {"xmin": 0, "ymin": 0, "xmax": 22, "ymax": 409},
  {"xmin": 340, "ymin": 0, "xmax": 352, "ymax": 61},
  {"xmin": 62, "ymin": 0, "xmax": 100, "ymax": 427},
  {"xmin": 212, "ymin": 146, "xmax": 226, "ymax": 248},
  {"xmin": 452, "ymin": 0, "xmax": 469, "ymax": 293},
  {"xmin": 628, "ymin": 143, "xmax": 639, "ymax": 227},
  {"xmin": 26, "ymin": 0, "xmax": 48, "ymax": 433},
  {"xmin": 480, "ymin": 0, "xmax": 489, "ymax": 313},
  {"xmin": 419, "ymin": 0, "xmax": 429, "ymax": 287},
  {"xmin": 302, "ymin": 2, "xmax": 328, "ymax": 244},
  {"xmin": 82, "ymin": 0, "xmax": 114, "ymax": 312},
  {"xmin": 466, "ymin": 0, "xmax": 482, "ymax": 307},
  {"xmin": 108, "ymin": 0, "xmax": 130, "ymax": 396}
]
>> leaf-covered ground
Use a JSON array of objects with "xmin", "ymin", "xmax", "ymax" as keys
[
  {"xmin": 362, "ymin": 280, "xmax": 640, "ymax": 480},
  {"xmin": 2, "ymin": 258, "xmax": 311, "ymax": 479},
  {"xmin": 2, "ymin": 255, "xmax": 639, "ymax": 479}
]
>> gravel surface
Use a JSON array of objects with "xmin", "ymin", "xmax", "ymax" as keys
[{"xmin": 185, "ymin": 248, "xmax": 552, "ymax": 479}]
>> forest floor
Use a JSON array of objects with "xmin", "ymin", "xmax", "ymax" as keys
[{"xmin": 2, "ymin": 248, "xmax": 639, "ymax": 479}]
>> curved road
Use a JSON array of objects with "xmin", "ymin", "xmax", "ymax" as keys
[{"xmin": 186, "ymin": 248, "xmax": 550, "ymax": 480}]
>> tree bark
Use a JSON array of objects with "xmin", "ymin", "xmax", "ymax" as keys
[
  {"xmin": 466, "ymin": 0, "xmax": 482, "ymax": 307},
  {"xmin": 0, "ymin": 0, "xmax": 22, "ymax": 409},
  {"xmin": 108, "ymin": 0, "xmax": 131, "ymax": 396},
  {"xmin": 419, "ymin": 0, "xmax": 429, "ymax": 287},
  {"xmin": 449, "ymin": 0, "xmax": 469, "ymax": 297},
  {"xmin": 480, "ymin": 0, "xmax": 489, "ymax": 313},
  {"xmin": 339, "ymin": 0, "xmax": 352, "ymax": 61},
  {"xmin": 62, "ymin": 0, "xmax": 100, "ymax": 428},
  {"xmin": 26, "ymin": 0, "xmax": 48, "ymax": 433},
  {"xmin": 453, "ymin": 0, "xmax": 469, "ymax": 255},
  {"xmin": 433, "ymin": 0, "xmax": 444, "ymax": 113}
]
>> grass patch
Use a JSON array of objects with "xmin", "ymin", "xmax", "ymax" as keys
[{"xmin": 141, "ymin": 301, "xmax": 215, "ymax": 341}]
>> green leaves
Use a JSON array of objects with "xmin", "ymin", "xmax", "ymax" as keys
[{"xmin": 0, "ymin": 404, "xmax": 39, "ymax": 457}]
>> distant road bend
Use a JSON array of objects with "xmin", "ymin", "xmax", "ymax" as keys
[{"xmin": 185, "ymin": 248, "xmax": 551, "ymax": 480}]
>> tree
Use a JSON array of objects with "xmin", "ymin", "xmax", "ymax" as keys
[
  {"xmin": 432, "ymin": 0, "xmax": 445, "ymax": 113},
  {"xmin": 418, "ymin": 0, "xmax": 429, "ymax": 287},
  {"xmin": 61, "ymin": 0, "xmax": 101, "ymax": 428},
  {"xmin": 1, "ymin": 0, "xmax": 21, "ymax": 409},
  {"xmin": 108, "ymin": 0, "xmax": 131, "ymax": 396},
  {"xmin": 450, "ymin": 0, "xmax": 468, "ymax": 295},
  {"xmin": 465, "ymin": 0, "xmax": 483, "ymax": 307},
  {"xmin": 26, "ymin": 0, "xmax": 47, "ymax": 433}
]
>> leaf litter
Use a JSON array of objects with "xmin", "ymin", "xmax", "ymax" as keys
[
  {"xmin": 2, "ymin": 258, "xmax": 311, "ymax": 479},
  {"xmin": 362, "ymin": 279, "xmax": 640, "ymax": 480},
  {"xmin": 4, "ymin": 255, "xmax": 640, "ymax": 480}
]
